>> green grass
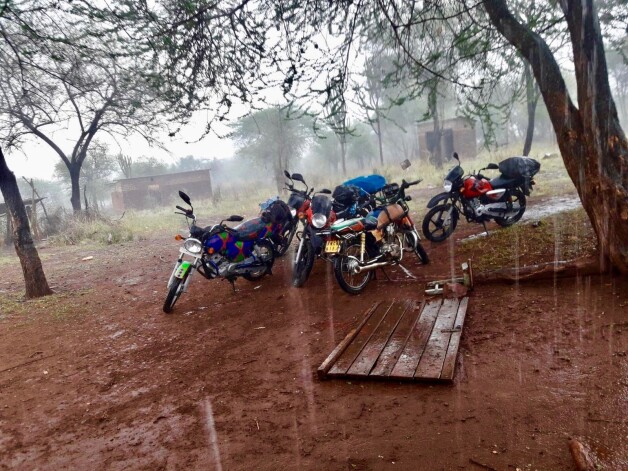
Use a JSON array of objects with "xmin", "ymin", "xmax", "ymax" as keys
[{"xmin": 458, "ymin": 208, "xmax": 596, "ymax": 271}]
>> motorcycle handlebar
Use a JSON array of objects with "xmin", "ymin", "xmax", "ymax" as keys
[{"xmin": 176, "ymin": 205, "xmax": 187, "ymax": 212}]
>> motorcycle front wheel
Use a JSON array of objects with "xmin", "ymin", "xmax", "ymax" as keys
[
  {"xmin": 333, "ymin": 243, "xmax": 373, "ymax": 295},
  {"xmin": 422, "ymin": 204, "xmax": 458, "ymax": 242},
  {"xmin": 292, "ymin": 238, "xmax": 315, "ymax": 287},
  {"xmin": 494, "ymin": 190, "xmax": 526, "ymax": 227},
  {"xmin": 163, "ymin": 276, "xmax": 185, "ymax": 313},
  {"xmin": 243, "ymin": 239, "xmax": 276, "ymax": 281}
]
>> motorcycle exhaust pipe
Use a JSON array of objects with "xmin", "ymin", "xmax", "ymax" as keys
[{"xmin": 354, "ymin": 261, "xmax": 390, "ymax": 273}]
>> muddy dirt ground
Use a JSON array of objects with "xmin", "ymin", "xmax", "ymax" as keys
[{"xmin": 0, "ymin": 217, "xmax": 626, "ymax": 470}]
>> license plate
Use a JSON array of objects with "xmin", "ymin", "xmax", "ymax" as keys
[{"xmin": 324, "ymin": 240, "xmax": 341, "ymax": 253}]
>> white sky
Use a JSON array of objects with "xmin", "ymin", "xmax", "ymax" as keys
[{"xmin": 4, "ymin": 116, "xmax": 237, "ymax": 181}]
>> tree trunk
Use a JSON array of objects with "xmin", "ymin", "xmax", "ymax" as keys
[
  {"xmin": 522, "ymin": 62, "xmax": 539, "ymax": 156},
  {"xmin": 375, "ymin": 113, "xmax": 384, "ymax": 166},
  {"xmin": 69, "ymin": 163, "xmax": 82, "ymax": 213},
  {"xmin": 484, "ymin": 0, "xmax": 628, "ymax": 274},
  {"xmin": 339, "ymin": 135, "xmax": 347, "ymax": 176},
  {"xmin": 0, "ymin": 148, "xmax": 53, "ymax": 298},
  {"xmin": 429, "ymin": 82, "xmax": 443, "ymax": 168}
]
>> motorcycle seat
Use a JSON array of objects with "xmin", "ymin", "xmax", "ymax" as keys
[
  {"xmin": 361, "ymin": 215, "xmax": 379, "ymax": 231},
  {"xmin": 490, "ymin": 175, "xmax": 519, "ymax": 189},
  {"xmin": 232, "ymin": 218, "xmax": 268, "ymax": 241}
]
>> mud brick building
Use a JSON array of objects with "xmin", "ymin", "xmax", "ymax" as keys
[
  {"xmin": 111, "ymin": 169, "xmax": 212, "ymax": 211},
  {"xmin": 417, "ymin": 117, "xmax": 477, "ymax": 162}
]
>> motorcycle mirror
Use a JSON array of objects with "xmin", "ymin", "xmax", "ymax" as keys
[
  {"xmin": 226, "ymin": 215, "xmax": 244, "ymax": 222},
  {"xmin": 486, "ymin": 163, "xmax": 499, "ymax": 170},
  {"xmin": 319, "ymin": 188, "xmax": 332, "ymax": 194},
  {"xmin": 291, "ymin": 173, "xmax": 305, "ymax": 183},
  {"xmin": 178, "ymin": 190, "xmax": 191, "ymax": 205},
  {"xmin": 283, "ymin": 170, "xmax": 291, "ymax": 179},
  {"xmin": 400, "ymin": 159, "xmax": 411, "ymax": 170},
  {"xmin": 452, "ymin": 152, "xmax": 459, "ymax": 162}
]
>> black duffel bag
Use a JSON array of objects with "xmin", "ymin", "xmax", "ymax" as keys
[{"xmin": 498, "ymin": 156, "xmax": 541, "ymax": 179}]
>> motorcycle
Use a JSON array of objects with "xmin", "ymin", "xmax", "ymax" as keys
[
  {"xmin": 291, "ymin": 185, "xmax": 335, "ymax": 287},
  {"xmin": 163, "ymin": 190, "xmax": 276, "ymax": 313},
  {"xmin": 325, "ymin": 178, "xmax": 429, "ymax": 295},
  {"xmin": 272, "ymin": 170, "xmax": 314, "ymax": 256},
  {"xmin": 422, "ymin": 153, "xmax": 540, "ymax": 242},
  {"xmin": 290, "ymin": 174, "xmax": 386, "ymax": 287}
]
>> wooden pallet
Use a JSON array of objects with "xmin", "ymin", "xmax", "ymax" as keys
[{"xmin": 317, "ymin": 297, "xmax": 469, "ymax": 382}]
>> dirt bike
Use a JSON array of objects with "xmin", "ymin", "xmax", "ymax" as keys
[
  {"xmin": 422, "ymin": 153, "xmax": 540, "ymax": 242},
  {"xmin": 325, "ymin": 179, "xmax": 429, "ymax": 294},
  {"xmin": 163, "ymin": 191, "xmax": 276, "ymax": 313}
]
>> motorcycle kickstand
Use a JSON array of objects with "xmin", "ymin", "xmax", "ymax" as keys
[
  {"xmin": 378, "ymin": 267, "xmax": 392, "ymax": 281},
  {"xmin": 227, "ymin": 277, "xmax": 237, "ymax": 293},
  {"xmin": 481, "ymin": 220, "xmax": 490, "ymax": 236}
]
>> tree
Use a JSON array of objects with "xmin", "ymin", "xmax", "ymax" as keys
[
  {"xmin": 231, "ymin": 107, "xmax": 312, "ymax": 192},
  {"xmin": 0, "ymin": 147, "xmax": 52, "ymax": 298},
  {"xmin": 483, "ymin": 0, "xmax": 627, "ymax": 272},
  {"xmin": 54, "ymin": 141, "xmax": 117, "ymax": 210},
  {"xmin": 0, "ymin": 2, "xmax": 168, "ymax": 213},
  {"xmin": 116, "ymin": 153, "xmax": 133, "ymax": 179}
]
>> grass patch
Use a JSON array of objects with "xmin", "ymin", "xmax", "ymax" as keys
[
  {"xmin": 0, "ymin": 289, "xmax": 93, "ymax": 321},
  {"xmin": 458, "ymin": 208, "xmax": 597, "ymax": 272}
]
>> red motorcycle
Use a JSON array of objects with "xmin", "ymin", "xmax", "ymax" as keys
[
  {"xmin": 422, "ymin": 153, "xmax": 540, "ymax": 242},
  {"xmin": 292, "ymin": 185, "xmax": 335, "ymax": 287}
]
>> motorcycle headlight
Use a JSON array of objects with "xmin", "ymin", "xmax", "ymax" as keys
[
  {"xmin": 443, "ymin": 179, "xmax": 453, "ymax": 192},
  {"xmin": 312, "ymin": 213, "xmax": 327, "ymax": 229},
  {"xmin": 290, "ymin": 208, "xmax": 297, "ymax": 217},
  {"xmin": 183, "ymin": 238, "xmax": 202, "ymax": 254}
]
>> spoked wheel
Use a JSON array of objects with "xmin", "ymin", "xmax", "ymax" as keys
[
  {"xmin": 163, "ymin": 277, "xmax": 185, "ymax": 313},
  {"xmin": 422, "ymin": 204, "xmax": 458, "ymax": 242},
  {"xmin": 274, "ymin": 224, "xmax": 297, "ymax": 257},
  {"xmin": 494, "ymin": 190, "xmax": 526, "ymax": 227},
  {"xmin": 243, "ymin": 239, "xmax": 275, "ymax": 281},
  {"xmin": 292, "ymin": 238, "xmax": 315, "ymax": 287},
  {"xmin": 333, "ymin": 243, "xmax": 373, "ymax": 295}
]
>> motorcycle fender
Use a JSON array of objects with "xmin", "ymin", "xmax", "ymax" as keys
[
  {"xmin": 174, "ymin": 261, "xmax": 192, "ymax": 279},
  {"xmin": 303, "ymin": 225, "xmax": 324, "ymax": 252},
  {"xmin": 426, "ymin": 192, "xmax": 451, "ymax": 209}
]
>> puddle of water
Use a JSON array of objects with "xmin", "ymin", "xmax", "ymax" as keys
[{"xmin": 522, "ymin": 196, "xmax": 582, "ymax": 220}]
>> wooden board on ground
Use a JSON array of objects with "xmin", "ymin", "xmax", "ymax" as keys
[{"xmin": 317, "ymin": 297, "xmax": 469, "ymax": 382}]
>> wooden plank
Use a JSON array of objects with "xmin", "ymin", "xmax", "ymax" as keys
[
  {"xmin": 327, "ymin": 301, "xmax": 392, "ymax": 376},
  {"xmin": 440, "ymin": 297, "xmax": 469, "ymax": 380},
  {"xmin": 414, "ymin": 298, "xmax": 461, "ymax": 379},
  {"xmin": 346, "ymin": 300, "xmax": 410, "ymax": 376},
  {"xmin": 388, "ymin": 299, "xmax": 442, "ymax": 379},
  {"xmin": 317, "ymin": 302, "xmax": 382, "ymax": 379},
  {"xmin": 369, "ymin": 301, "xmax": 423, "ymax": 377}
]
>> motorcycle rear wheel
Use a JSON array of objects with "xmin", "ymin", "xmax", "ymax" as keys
[
  {"xmin": 243, "ymin": 239, "xmax": 275, "ymax": 281},
  {"xmin": 274, "ymin": 224, "xmax": 296, "ymax": 257},
  {"xmin": 292, "ymin": 238, "xmax": 315, "ymax": 287},
  {"xmin": 494, "ymin": 190, "xmax": 526, "ymax": 227},
  {"xmin": 333, "ymin": 243, "xmax": 373, "ymax": 295},
  {"xmin": 163, "ymin": 277, "xmax": 184, "ymax": 313},
  {"xmin": 422, "ymin": 204, "xmax": 458, "ymax": 242}
]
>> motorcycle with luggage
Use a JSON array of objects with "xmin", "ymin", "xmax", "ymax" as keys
[
  {"xmin": 163, "ymin": 191, "xmax": 280, "ymax": 313},
  {"xmin": 422, "ymin": 153, "xmax": 540, "ymax": 242},
  {"xmin": 325, "ymin": 178, "xmax": 430, "ymax": 294},
  {"xmin": 291, "ymin": 174, "xmax": 387, "ymax": 287}
]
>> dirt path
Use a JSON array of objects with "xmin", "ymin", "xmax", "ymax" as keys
[{"xmin": 0, "ymin": 219, "xmax": 626, "ymax": 470}]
